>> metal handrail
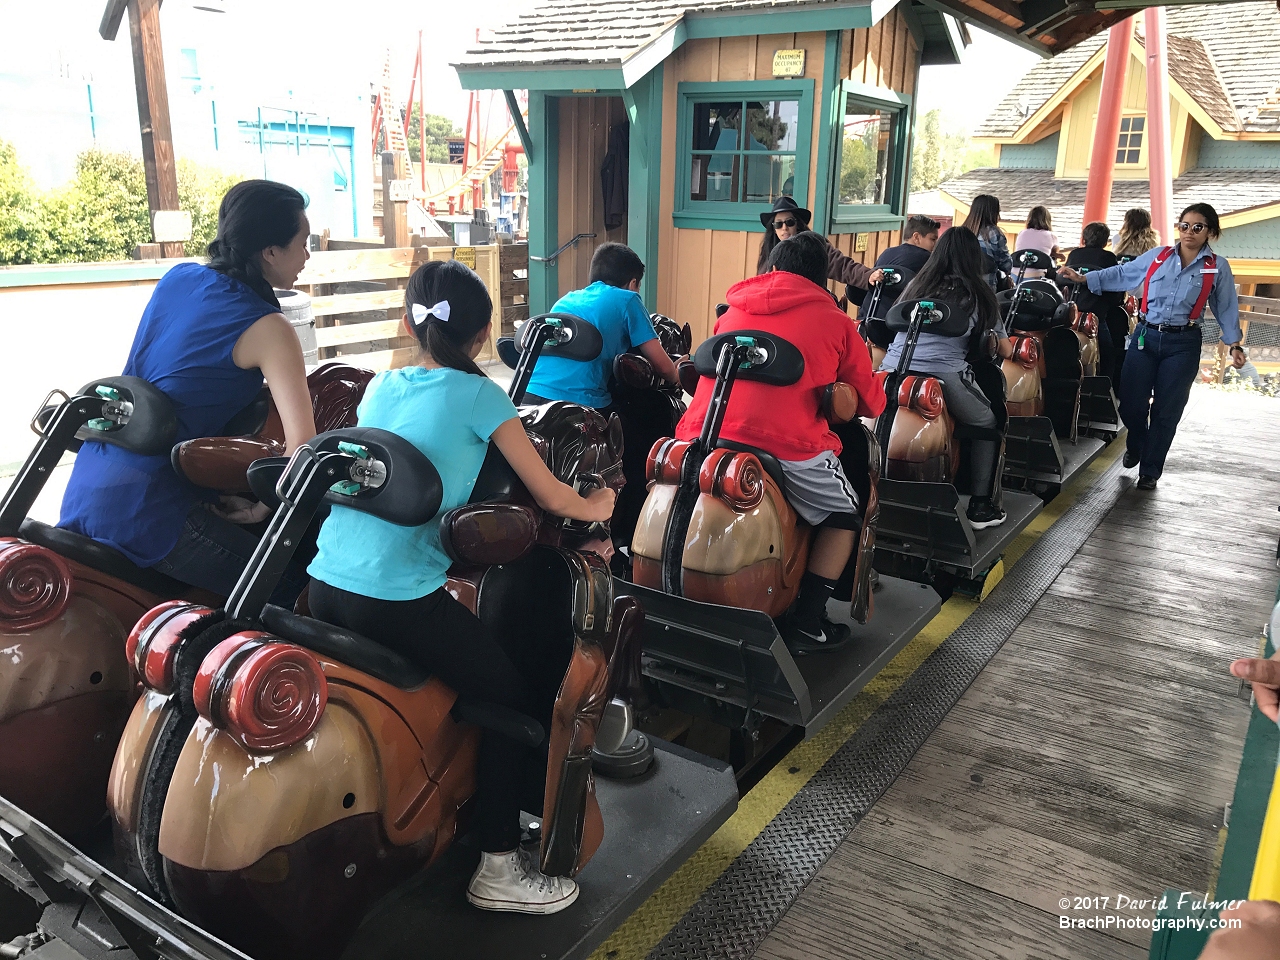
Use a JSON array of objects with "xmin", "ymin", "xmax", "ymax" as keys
[{"xmin": 529, "ymin": 233, "xmax": 596, "ymax": 264}]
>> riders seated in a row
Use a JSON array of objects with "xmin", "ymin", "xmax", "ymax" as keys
[
  {"xmin": 676, "ymin": 231, "xmax": 887, "ymax": 653},
  {"xmin": 879, "ymin": 227, "xmax": 1014, "ymax": 530},
  {"xmin": 855, "ymin": 214, "xmax": 942, "ymax": 352},
  {"xmin": 1065, "ymin": 221, "xmax": 1127, "ymax": 383},
  {"xmin": 520, "ymin": 242, "xmax": 679, "ymax": 549},
  {"xmin": 756, "ymin": 196, "xmax": 886, "ymax": 291},
  {"xmin": 307, "ymin": 260, "xmax": 615, "ymax": 914},
  {"xmin": 1014, "ymin": 205, "xmax": 1062, "ymax": 281},
  {"xmin": 56, "ymin": 180, "xmax": 318, "ymax": 606}
]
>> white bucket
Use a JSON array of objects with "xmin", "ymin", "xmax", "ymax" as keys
[{"xmin": 274, "ymin": 288, "xmax": 319, "ymax": 369}]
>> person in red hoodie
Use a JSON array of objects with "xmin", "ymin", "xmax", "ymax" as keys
[{"xmin": 677, "ymin": 232, "xmax": 886, "ymax": 654}]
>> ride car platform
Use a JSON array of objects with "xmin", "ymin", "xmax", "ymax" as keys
[
  {"xmin": 873, "ymin": 485, "xmax": 1044, "ymax": 581},
  {"xmin": 341, "ymin": 740, "xmax": 736, "ymax": 960},
  {"xmin": 1077, "ymin": 375, "xmax": 1121, "ymax": 438},
  {"xmin": 620, "ymin": 575, "xmax": 941, "ymax": 737},
  {"xmin": 0, "ymin": 741, "xmax": 736, "ymax": 960},
  {"xmin": 1004, "ymin": 422, "xmax": 1107, "ymax": 489}
]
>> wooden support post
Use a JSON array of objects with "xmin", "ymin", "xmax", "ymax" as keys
[
  {"xmin": 1144, "ymin": 6, "xmax": 1175, "ymax": 246},
  {"xmin": 382, "ymin": 151, "xmax": 411, "ymax": 248},
  {"xmin": 127, "ymin": 0, "xmax": 183, "ymax": 258}
]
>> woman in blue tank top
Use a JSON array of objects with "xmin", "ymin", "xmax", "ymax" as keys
[{"xmin": 58, "ymin": 180, "xmax": 317, "ymax": 602}]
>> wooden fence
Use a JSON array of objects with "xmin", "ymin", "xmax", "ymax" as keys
[{"xmin": 297, "ymin": 242, "xmax": 529, "ymax": 371}]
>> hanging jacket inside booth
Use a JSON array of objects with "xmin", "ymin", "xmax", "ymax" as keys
[{"xmin": 601, "ymin": 122, "xmax": 630, "ymax": 230}]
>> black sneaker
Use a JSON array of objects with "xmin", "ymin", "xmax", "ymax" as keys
[
  {"xmin": 1123, "ymin": 450, "xmax": 1140, "ymax": 469},
  {"xmin": 784, "ymin": 615, "xmax": 852, "ymax": 656},
  {"xmin": 966, "ymin": 498, "xmax": 1007, "ymax": 530},
  {"xmin": 1136, "ymin": 475, "xmax": 1157, "ymax": 491}
]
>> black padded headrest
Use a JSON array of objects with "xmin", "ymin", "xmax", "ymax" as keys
[
  {"xmin": 308, "ymin": 427, "xmax": 443, "ymax": 526},
  {"xmin": 519, "ymin": 313, "xmax": 603, "ymax": 363},
  {"xmin": 877, "ymin": 264, "xmax": 916, "ymax": 289},
  {"xmin": 885, "ymin": 299, "xmax": 969, "ymax": 337},
  {"xmin": 1011, "ymin": 249, "xmax": 1053, "ymax": 272},
  {"xmin": 693, "ymin": 330, "xmax": 805, "ymax": 386},
  {"xmin": 73, "ymin": 376, "xmax": 177, "ymax": 457},
  {"xmin": 219, "ymin": 389, "xmax": 271, "ymax": 438},
  {"xmin": 496, "ymin": 336, "xmax": 521, "ymax": 370}
]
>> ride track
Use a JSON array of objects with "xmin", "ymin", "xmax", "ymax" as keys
[{"xmin": 588, "ymin": 437, "xmax": 1129, "ymax": 960}]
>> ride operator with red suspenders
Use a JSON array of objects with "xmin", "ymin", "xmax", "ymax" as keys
[{"xmin": 1059, "ymin": 203, "xmax": 1241, "ymax": 491}]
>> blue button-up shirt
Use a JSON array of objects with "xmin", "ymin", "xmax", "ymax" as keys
[{"xmin": 1085, "ymin": 243, "xmax": 1241, "ymax": 344}]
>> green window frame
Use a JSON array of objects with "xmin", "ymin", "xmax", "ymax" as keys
[
  {"xmin": 829, "ymin": 80, "xmax": 913, "ymax": 234},
  {"xmin": 674, "ymin": 79, "xmax": 815, "ymax": 232}
]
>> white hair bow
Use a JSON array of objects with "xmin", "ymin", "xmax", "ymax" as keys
[{"xmin": 411, "ymin": 300, "xmax": 451, "ymax": 325}]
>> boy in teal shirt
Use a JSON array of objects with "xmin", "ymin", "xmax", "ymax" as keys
[
  {"xmin": 524, "ymin": 242, "xmax": 678, "ymax": 407},
  {"xmin": 524, "ymin": 243, "xmax": 680, "ymax": 555}
]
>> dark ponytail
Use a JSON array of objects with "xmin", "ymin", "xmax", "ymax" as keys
[
  {"xmin": 404, "ymin": 259, "xmax": 493, "ymax": 377},
  {"xmin": 207, "ymin": 179, "xmax": 308, "ymax": 310}
]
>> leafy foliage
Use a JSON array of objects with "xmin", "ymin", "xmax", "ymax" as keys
[
  {"xmin": 909, "ymin": 109, "xmax": 994, "ymax": 193},
  {"xmin": 375, "ymin": 104, "xmax": 461, "ymax": 164},
  {"xmin": 840, "ymin": 128, "xmax": 881, "ymax": 204},
  {"xmin": 0, "ymin": 141, "xmax": 51, "ymax": 264},
  {"xmin": 0, "ymin": 140, "xmax": 244, "ymax": 265}
]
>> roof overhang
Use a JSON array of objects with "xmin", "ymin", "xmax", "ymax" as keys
[{"xmin": 456, "ymin": 0, "xmax": 891, "ymax": 91}]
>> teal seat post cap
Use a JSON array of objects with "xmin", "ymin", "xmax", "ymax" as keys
[
  {"xmin": 94, "ymin": 385, "xmax": 121, "ymax": 401},
  {"xmin": 85, "ymin": 418, "xmax": 115, "ymax": 431},
  {"xmin": 337, "ymin": 441, "xmax": 370, "ymax": 459},
  {"xmin": 330, "ymin": 480, "xmax": 362, "ymax": 496}
]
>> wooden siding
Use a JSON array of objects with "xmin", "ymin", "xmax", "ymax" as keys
[
  {"xmin": 1057, "ymin": 50, "xmax": 1191, "ymax": 179},
  {"xmin": 556, "ymin": 95, "xmax": 628, "ymax": 297},
  {"xmin": 655, "ymin": 13, "xmax": 919, "ymax": 346}
]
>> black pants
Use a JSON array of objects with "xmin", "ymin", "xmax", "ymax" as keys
[{"xmin": 308, "ymin": 579, "xmax": 560, "ymax": 852}]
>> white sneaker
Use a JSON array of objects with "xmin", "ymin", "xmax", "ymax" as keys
[{"xmin": 466, "ymin": 847, "xmax": 579, "ymax": 915}]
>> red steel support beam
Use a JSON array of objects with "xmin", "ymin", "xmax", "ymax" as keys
[
  {"xmin": 1144, "ymin": 6, "xmax": 1175, "ymax": 245},
  {"xmin": 1081, "ymin": 16, "xmax": 1132, "ymax": 239}
]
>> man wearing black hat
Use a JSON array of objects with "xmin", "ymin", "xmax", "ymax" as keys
[{"xmin": 755, "ymin": 196, "xmax": 884, "ymax": 290}]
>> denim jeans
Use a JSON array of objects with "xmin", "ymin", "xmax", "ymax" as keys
[
  {"xmin": 1118, "ymin": 325, "xmax": 1203, "ymax": 479},
  {"xmin": 153, "ymin": 502, "xmax": 309, "ymax": 608}
]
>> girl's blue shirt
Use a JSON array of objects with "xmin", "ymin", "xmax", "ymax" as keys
[
  {"xmin": 1085, "ymin": 242, "xmax": 1240, "ymax": 343},
  {"xmin": 307, "ymin": 366, "xmax": 519, "ymax": 602}
]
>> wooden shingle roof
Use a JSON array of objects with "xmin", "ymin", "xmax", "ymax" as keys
[
  {"xmin": 977, "ymin": 1, "xmax": 1280, "ymax": 138},
  {"xmin": 940, "ymin": 167, "xmax": 1280, "ymax": 242}
]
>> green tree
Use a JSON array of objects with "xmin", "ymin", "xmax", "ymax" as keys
[
  {"xmin": 378, "ymin": 104, "xmax": 460, "ymax": 164},
  {"xmin": 0, "ymin": 141, "xmax": 51, "ymax": 265},
  {"xmin": 840, "ymin": 129, "xmax": 878, "ymax": 203},
  {"xmin": 43, "ymin": 149, "xmax": 151, "ymax": 263},
  {"xmin": 178, "ymin": 159, "xmax": 245, "ymax": 256},
  {"xmin": 909, "ymin": 108, "xmax": 995, "ymax": 193}
]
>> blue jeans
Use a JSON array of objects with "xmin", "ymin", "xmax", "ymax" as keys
[
  {"xmin": 1118, "ymin": 325, "xmax": 1203, "ymax": 479},
  {"xmin": 153, "ymin": 503, "xmax": 309, "ymax": 608}
]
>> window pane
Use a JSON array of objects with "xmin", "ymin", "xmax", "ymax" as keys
[
  {"xmin": 1126, "ymin": 149, "xmax": 1140, "ymax": 164},
  {"xmin": 744, "ymin": 154, "xmax": 797, "ymax": 203},
  {"xmin": 1131, "ymin": 116, "xmax": 1145, "ymax": 131},
  {"xmin": 1130, "ymin": 133, "xmax": 1143, "ymax": 150},
  {"xmin": 691, "ymin": 102, "xmax": 742, "ymax": 152},
  {"xmin": 1120, "ymin": 117, "xmax": 1131, "ymax": 132},
  {"xmin": 1116, "ymin": 149, "xmax": 1126, "ymax": 164},
  {"xmin": 839, "ymin": 102, "xmax": 896, "ymax": 205},
  {"xmin": 690, "ymin": 152, "xmax": 740, "ymax": 202},
  {"xmin": 1118, "ymin": 133, "xmax": 1129, "ymax": 148},
  {"xmin": 745, "ymin": 100, "xmax": 800, "ymax": 152}
]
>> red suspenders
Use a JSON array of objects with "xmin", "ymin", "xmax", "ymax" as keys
[{"xmin": 1140, "ymin": 246, "xmax": 1217, "ymax": 321}]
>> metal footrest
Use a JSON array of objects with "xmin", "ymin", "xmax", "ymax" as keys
[{"xmin": 1004, "ymin": 416, "xmax": 1065, "ymax": 481}]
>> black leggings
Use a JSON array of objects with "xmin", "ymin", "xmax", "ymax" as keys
[{"xmin": 308, "ymin": 579, "xmax": 562, "ymax": 852}]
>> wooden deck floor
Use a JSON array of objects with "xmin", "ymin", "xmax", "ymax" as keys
[{"xmin": 755, "ymin": 387, "xmax": 1280, "ymax": 960}]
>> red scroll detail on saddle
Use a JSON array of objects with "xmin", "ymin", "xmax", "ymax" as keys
[
  {"xmin": 0, "ymin": 538, "xmax": 72, "ymax": 632},
  {"xmin": 194, "ymin": 633, "xmax": 328, "ymax": 753}
]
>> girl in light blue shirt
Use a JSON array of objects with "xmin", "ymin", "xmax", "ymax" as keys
[
  {"xmin": 307, "ymin": 260, "xmax": 614, "ymax": 915},
  {"xmin": 1060, "ymin": 202, "xmax": 1242, "ymax": 489}
]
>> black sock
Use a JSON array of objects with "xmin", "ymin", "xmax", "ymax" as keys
[{"xmin": 793, "ymin": 572, "xmax": 838, "ymax": 630}]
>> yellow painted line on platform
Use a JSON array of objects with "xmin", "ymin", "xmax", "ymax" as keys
[{"xmin": 591, "ymin": 437, "xmax": 1125, "ymax": 960}]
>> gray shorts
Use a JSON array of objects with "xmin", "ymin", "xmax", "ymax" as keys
[{"xmin": 778, "ymin": 451, "xmax": 860, "ymax": 526}]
